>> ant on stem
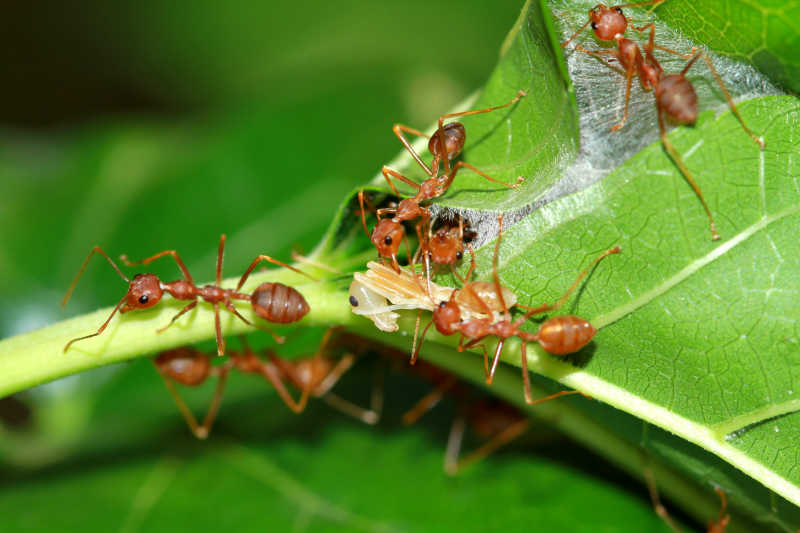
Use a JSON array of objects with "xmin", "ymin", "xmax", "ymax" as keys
[
  {"xmin": 562, "ymin": 1, "xmax": 764, "ymax": 241},
  {"xmin": 62, "ymin": 235, "xmax": 315, "ymax": 355},
  {"xmin": 414, "ymin": 214, "xmax": 619, "ymax": 403},
  {"xmin": 154, "ymin": 330, "xmax": 384, "ymax": 439}
]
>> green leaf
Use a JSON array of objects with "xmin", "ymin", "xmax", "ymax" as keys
[
  {"xmin": 1, "ymin": 1, "xmax": 799, "ymax": 531},
  {"xmin": 653, "ymin": 0, "xmax": 800, "ymax": 94},
  {"xmin": 0, "ymin": 360, "xmax": 680, "ymax": 533}
]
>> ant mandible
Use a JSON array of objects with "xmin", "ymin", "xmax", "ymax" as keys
[
  {"xmin": 62, "ymin": 235, "xmax": 315, "ymax": 355},
  {"xmin": 415, "ymin": 214, "xmax": 619, "ymax": 403},
  {"xmin": 154, "ymin": 330, "xmax": 383, "ymax": 438},
  {"xmin": 562, "ymin": 1, "xmax": 764, "ymax": 241}
]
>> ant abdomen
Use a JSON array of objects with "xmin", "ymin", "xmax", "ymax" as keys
[
  {"xmin": 251, "ymin": 282, "xmax": 310, "ymax": 324},
  {"xmin": 536, "ymin": 315, "xmax": 596, "ymax": 355},
  {"xmin": 656, "ymin": 75, "xmax": 698, "ymax": 123},
  {"xmin": 154, "ymin": 347, "xmax": 211, "ymax": 386},
  {"xmin": 428, "ymin": 122, "xmax": 466, "ymax": 161}
]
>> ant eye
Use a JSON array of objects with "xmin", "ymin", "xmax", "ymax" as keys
[
  {"xmin": 349, "ymin": 295, "xmax": 359, "ymax": 307},
  {"xmin": 456, "ymin": 251, "xmax": 463, "ymax": 260},
  {"xmin": 438, "ymin": 302, "xmax": 446, "ymax": 308},
  {"xmin": 138, "ymin": 295, "xmax": 149, "ymax": 305},
  {"xmin": 384, "ymin": 236, "xmax": 393, "ymax": 245},
  {"xmin": 615, "ymin": 7, "xmax": 622, "ymax": 13},
  {"xmin": 591, "ymin": 21, "xmax": 597, "ymax": 30}
]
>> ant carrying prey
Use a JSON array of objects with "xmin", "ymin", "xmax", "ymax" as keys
[
  {"xmin": 415, "ymin": 214, "xmax": 619, "ymax": 403},
  {"xmin": 62, "ymin": 235, "xmax": 315, "ymax": 355}
]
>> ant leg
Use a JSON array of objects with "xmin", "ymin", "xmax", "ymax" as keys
[
  {"xmin": 62, "ymin": 246, "xmax": 130, "ymax": 307},
  {"xmin": 443, "ymin": 409, "xmax": 469, "ymax": 475},
  {"xmin": 290, "ymin": 250, "xmax": 342, "ymax": 275},
  {"xmin": 358, "ymin": 190, "xmax": 371, "ymax": 239},
  {"xmin": 213, "ymin": 303, "xmax": 226, "ymax": 356},
  {"xmin": 156, "ymin": 300, "xmax": 198, "ymax": 334},
  {"xmin": 561, "ymin": 18, "xmax": 592, "ymax": 49},
  {"xmin": 610, "ymin": 59, "xmax": 636, "ymax": 132},
  {"xmin": 682, "ymin": 47, "xmax": 764, "ymax": 149},
  {"xmin": 413, "ymin": 218, "xmax": 435, "ymax": 301},
  {"xmin": 487, "ymin": 339, "xmax": 506, "ymax": 385},
  {"xmin": 463, "ymin": 337, "xmax": 504, "ymax": 384},
  {"xmin": 215, "ymin": 234, "xmax": 226, "ymax": 285},
  {"xmin": 438, "ymin": 90, "xmax": 526, "ymax": 122},
  {"xmin": 440, "ymin": 161, "xmax": 524, "ymax": 194},
  {"xmin": 712, "ymin": 488, "xmax": 731, "ymax": 530},
  {"xmin": 63, "ymin": 296, "xmax": 127, "ymax": 353},
  {"xmin": 197, "ymin": 368, "xmax": 230, "ymax": 439},
  {"xmin": 411, "ymin": 320, "xmax": 434, "ymax": 364},
  {"xmin": 236, "ymin": 254, "xmax": 317, "ymax": 291},
  {"xmin": 491, "ymin": 214, "xmax": 510, "ymax": 317},
  {"xmin": 402, "ymin": 374, "xmax": 458, "ymax": 425},
  {"xmin": 411, "ymin": 309, "xmax": 423, "ymax": 362},
  {"xmin": 382, "ymin": 166, "xmax": 422, "ymax": 197},
  {"xmin": 263, "ymin": 354, "xmax": 313, "ymax": 414},
  {"xmin": 644, "ymin": 468, "xmax": 685, "ymax": 533},
  {"xmin": 321, "ymin": 357, "xmax": 384, "ymax": 425},
  {"xmin": 392, "ymin": 124, "xmax": 435, "ymax": 177},
  {"xmin": 154, "ymin": 364, "xmax": 230, "ymax": 440},
  {"xmin": 517, "ymin": 245, "xmax": 621, "ymax": 322},
  {"xmin": 120, "ymin": 249, "xmax": 194, "ymax": 285},
  {"xmin": 226, "ymin": 303, "xmax": 285, "ymax": 344},
  {"xmin": 657, "ymin": 104, "xmax": 720, "ymax": 241},
  {"xmin": 446, "ymin": 414, "xmax": 530, "ymax": 476},
  {"xmin": 436, "ymin": 90, "xmax": 526, "ymax": 175}
]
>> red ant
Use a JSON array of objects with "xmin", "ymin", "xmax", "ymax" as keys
[
  {"xmin": 562, "ymin": 2, "xmax": 764, "ymax": 240},
  {"xmin": 154, "ymin": 330, "xmax": 383, "ymax": 439},
  {"xmin": 358, "ymin": 91, "xmax": 526, "ymax": 271},
  {"xmin": 646, "ymin": 469, "xmax": 730, "ymax": 532},
  {"xmin": 61, "ymin": 235, "xmax": 315, "ymax": 356},
  {"xmin": 415, "ymin": 214, "xmax": 619, "ymax": 403}
]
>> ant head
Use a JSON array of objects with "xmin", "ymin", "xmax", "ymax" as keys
[
  {"xmin": 428, "ymin": 122, "xmax": 466, "ymax": 162},
  {"xmin": 433, "ymin": 300, "xmax": 461, "ymax": 335},
  {"xmin": 589, "ymin": 4, "xmax": 627, "ymax": 41},
  {"xmin": 428, "ymin": 226, "xmax": 464, "ymax": 265},
  {"xmin": 371, "ymin": 218, "xmax": 405, "ymax": 256},
  {"xmin": 123, "ymin": 273, "xmax": 163, "ymax": 312}
]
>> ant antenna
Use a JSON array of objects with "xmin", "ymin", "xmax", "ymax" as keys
[{"xmin": 61, "ymin": 246, "xmax": 130, "ymax": 308}]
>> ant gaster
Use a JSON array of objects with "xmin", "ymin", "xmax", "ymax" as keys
[{"xmin": 62, "ymin": 235, "xmax": 315, "ymax": 355}]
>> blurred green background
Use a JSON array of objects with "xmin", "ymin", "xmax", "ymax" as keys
[{"xmin": 0, "ymin": 1, "xmax": 689, "ymax": 531}]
